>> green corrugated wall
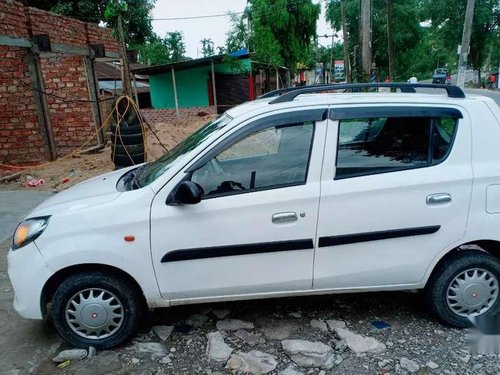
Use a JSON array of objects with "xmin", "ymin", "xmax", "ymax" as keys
[{"xmin": 148, "ymin": 59, "xmax": 251, "ymax": 109}]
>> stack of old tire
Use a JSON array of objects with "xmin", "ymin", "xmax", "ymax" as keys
[{"xmin": 110, "ymin": 98, "xmax": 146, "ymax": 169}]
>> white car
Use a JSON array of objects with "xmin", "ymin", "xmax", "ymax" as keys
[{"xmin": 8, "ymin": 83, "xmax": 500, "ymax": 349}]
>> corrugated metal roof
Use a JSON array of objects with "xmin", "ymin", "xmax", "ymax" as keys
[
  {"xmin": 96, "ymin": 61, "xmax": 150, "ymax": 80},
  {"xmin": 99, "ymin": 80, "xmax": 150, "ymax": 93},
  {"xmin": 131, "ymin": 50, "xmax": 250, "ymax": 75}
]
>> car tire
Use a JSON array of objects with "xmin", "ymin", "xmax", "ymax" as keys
[
  {"xmin": 110, "ymin": 133, "xmax": 144, "ymax": 145},
  {"xmin": 110, "ymin": 124, "xmax": 143, "ymax": 135},
  {"xmin": 51, "ymin": 271, "xmax": 142, "ymax": 349},
  {"xmin": 425, "ymin": 250, "xmax": 500, "ymax": 328},
  {"xmin": 111, "ymin": 152, "xmax": 146, "ymax": 165},
  {"xmin": 111, "ymin": 143, "xmax": 145, "ymax": 155}
]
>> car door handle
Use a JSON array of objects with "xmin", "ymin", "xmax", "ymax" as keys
[
  {"xmin": 272, "ymin": 212, "xmax": 298, "ymax": 223},
  {"xmin": 426, "ymin": 193, "xmax": 452, "ymax": 205}
]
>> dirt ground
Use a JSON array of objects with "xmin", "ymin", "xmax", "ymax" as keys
[
  {"xmin": 1, "ymin": 238, "xmax": 499, "ymax": 375},
  {"xmin": 0, "ymin": 114, "xmax": 216, "ymax": 192}
]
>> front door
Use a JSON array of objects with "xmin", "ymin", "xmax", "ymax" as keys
[
  {"xmin": 314, "ymin": 106, "xmax": 472, "ymax": 290},
  {"xmin": 150, "ymin": 109, "xmax": 327, "ymax": 302}
]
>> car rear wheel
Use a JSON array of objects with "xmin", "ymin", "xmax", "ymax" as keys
[
  {"xmin": 51, "ymin": 271, "xmax": 142, "ymax": 349},
  {"xmin": 426, "ymin": 250, "xmax": 500, "ymax": 327}
]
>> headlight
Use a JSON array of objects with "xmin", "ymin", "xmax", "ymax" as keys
[{"xmin": 12, "ymin": 216, "xmax": 50, "ymax": 250}]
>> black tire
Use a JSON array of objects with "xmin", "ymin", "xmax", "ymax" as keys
[
  {"xmin": 112, "ymin": 100, "xmax": 139, "ymax": 126},
  {"xmin": 111, "ymin": 152, "xmax": 146, "ymax": 165},
  {"xmin": 111, "ymin": 133, "xmax": 144, "ymax": 145},
  {"xmin": 110, "ymin": 124, "xmax": 143, "ymax": 135},
  {"xmin": 111, "ymin": 143, "xmax": 145, "ymax": 155},
  {"xmin": 425, "ymin": 250, "xmax": 500, "ymax": 328},
  {"xmin": 51, "ymin": 271, "xmax": 142, "ymax": 349}
]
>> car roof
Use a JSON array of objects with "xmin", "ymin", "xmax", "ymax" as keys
[{"xmin": 226, "ymin": 91, "xmax": 485, "ymax": 120}]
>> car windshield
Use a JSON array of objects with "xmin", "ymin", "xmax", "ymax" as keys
[
  {"xmin": 134, "ymin": 114, "xmax": 232, "ymax": 188},
  {"xmin": 434, "ymin": 69, "xmax": 447, "ymax": 75}
]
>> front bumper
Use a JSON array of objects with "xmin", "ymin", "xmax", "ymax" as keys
[{"xmin": 7, "ymin": 242, "xmax": 52, "ymax": 319}]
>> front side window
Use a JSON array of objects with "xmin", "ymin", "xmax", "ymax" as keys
[
  {"xmin": 336, "ymin": 116, "xmax": 458, "ymax": 179},
  {"xmin": 135, "ymin": 114, "xmax": 232, "ymax": 187},
  {"xmin": 191, "ymin": 122, "xmax": 314, "ymax": 197}
]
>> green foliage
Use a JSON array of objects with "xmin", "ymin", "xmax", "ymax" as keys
[
  {"xmin": 200, "ymin": 39, "xmax": 215, "ymax": 57},
  {"xmin": 165, "ymin": 31, "xmax": 186, "ymax": 63},
  {"xmin": 26, "ymin": 0, "xmax": 155, "ymax": 46},
  {"xmin": 137, "ymin": 31, "xmax": 187, "ymax": 65},
  {"xmin": 247, "ymin": 0, "xmax": 321, "ymax": 72},
  {"xmin": 327, "ymin": 0, "xmax": 424, "ymax": 81},
  {"xmin": 223, "ymin": 12, "xmax": 250, "ymax": 54},
  {"xmin": 327, "ymin": 0, "xmax": 500, "ymax": 81},
  {"xmin": 136, "ymin": 35, "xmax": 170, "ymax": 65}
]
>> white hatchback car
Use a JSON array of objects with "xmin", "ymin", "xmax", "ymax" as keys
[{"xmin": 8, "ymin": 83, "xmax": 500, "ymax": 349}]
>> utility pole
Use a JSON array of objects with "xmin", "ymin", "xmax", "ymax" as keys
[
  {"xmin": 341, "ymin": 0, "xmax": 351, "ymax": 83},
  {"xmin": 360, "ymin": 0, "xmax": 371, "ymax": 82},
  {"xmin": 457, "ymin": 0, "xmax": 475, "ymax": 88},
  {"xmin": 319, "ymin": 34, "xmax": 337, "ymax": 83},
  {"xmin": 330, "ymin": 33, "xmax": 334, "ymax": 83},
  {"xmin": 386, "ymin": 0, "xmax": 395, "ymax": 81},
  {"xmin": 115, "ymin": 4, "xmax": 132, "ymax": 96}
]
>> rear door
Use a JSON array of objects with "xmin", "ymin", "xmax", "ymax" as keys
[{"xmin": 314, "ymin": 105, "xmax": 472, "ymax": 290}]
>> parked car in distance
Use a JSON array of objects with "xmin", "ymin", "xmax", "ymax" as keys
[
  {"xmin": 433, "ymin": 68, "xmax": 450, "ymax": 84},
  {"xmin": 8, "ymin": 83, "xmax": 500, "ymax": 349}
]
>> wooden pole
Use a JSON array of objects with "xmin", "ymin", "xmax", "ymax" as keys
[
  {"xmin": 132, "ymin": 73, "xmax": 139, "ymax": 104},
  {"xmin": 276, "ymin": 68, "xmax": 279, "ymax": 89},
  {"xmin": 386, "ymin": 0, "xmax": 395, "ymax": 81},
  {"xmin": 211, "ymin": 60, "xmax": 217, "ymax": 111},
  {"xmin": 361, "ymin": 0, "xmax": 372, "ymax": 82},
  {"xmin": 27, "ymin": 51, "xmax": 57, "ymax": 160},
  {"xmin": 341, "ymin": 0, "xmax": 351, "ymax": 83},
  {"xmin": 116, "ymin": 9, "xmax": 132, "ymax": 96},
  {"xmin": 457, "ymin": 0, "xmax": 475, "ymax": 88},
  {"xmin": 84, "ymin": 55, "xmax": 104, "ymax": 145},
  {"xmin": 171, "ymin": 67, "xmax": 180, "ymax": 119}
]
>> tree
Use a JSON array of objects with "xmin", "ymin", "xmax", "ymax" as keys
[
  {"xmin": 327, "ymin": 0, "xmax": 423, "ymax": 81},
  {"xmin": 200, "ymin": 38, "xmax": 215, "ymax": 57},
  {"xmin": 137, "ymin": 35, "xmax": 169, "ymax": 65},
  {"xmin": 25, "ymin": 0, "xmax": 155, "ymax": 46},
  {"xmin": 421, "ymin": 0, "xmax": 500, "ymax": 83},
  {"xmin": 224, "ymin": 12, "xmax": 250, "ymax": 53},
  {"xmin": 247, "ymin": 0, "xmax": 321, "ymax": 72},
  {"xmin": 165, "ymin": 31, "xmax": 186, "ymax": 63}
]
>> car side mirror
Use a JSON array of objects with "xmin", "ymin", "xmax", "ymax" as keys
[{"xmin": 166, "ymin": 181, "xmax": 203, "ymax": 205}]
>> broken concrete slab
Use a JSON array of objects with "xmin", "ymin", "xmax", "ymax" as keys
[
  {"xmin": 334, "ymin": 327, "xmax": 386, "ymax": 354},
  {"xmin": 281, "ymin": 339, "xmax": 335, "ymax": 369},
  {"xmin": 226, "ymin": 350, "xmax": 278, "ymax": 374}
]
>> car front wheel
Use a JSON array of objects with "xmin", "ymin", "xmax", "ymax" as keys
[
  {"xmin": 426, "ymin": 250, "xmax": 500, "ymax": 327},
  {"xmin": 51, "ymin": 271, "xmax": 142, "ymax": 349}
]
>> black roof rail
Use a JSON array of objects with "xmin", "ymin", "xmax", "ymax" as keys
[
  {"xmin": 258, "ymin": 84, "xmax": 328, "ymax": 99},
  {"xmin": 268, "ymin": 83, "xmax": 466, "ymax": 104}
]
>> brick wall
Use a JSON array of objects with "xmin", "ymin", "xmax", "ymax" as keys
[
  {"xmin": 0, "ymin": 1, "xmax": 29, "ymax": 39},
  {"xmin": 0, "ymin": 0, "xmax": 119, "ymax": 168},
  {"xmin": 0, "ymin": 46, "xmax": 48, "ymax": 164},
  {"xmin": 41, "ymin": 56, "xmax": 96, "ymax": 156},
  {"xmin": 141, "ymin": 106, "xmax": 217, "ymax": 127}
]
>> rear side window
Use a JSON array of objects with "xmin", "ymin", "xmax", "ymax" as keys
[{"xmin": 336, "ymin": 116, "xmax": 458, "ymax": 179}]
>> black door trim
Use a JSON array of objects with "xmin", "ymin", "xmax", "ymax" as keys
[
  {"xmin": 318, "ymin": 225, "xmax": 441, "ymax": 247},
  {"xmin": 161, "ymin": 239, "xmax": 314, "ymax": 263},
  {"xmin": 329, "ymin": 106, "xmax": 463, "ymax": 120}
]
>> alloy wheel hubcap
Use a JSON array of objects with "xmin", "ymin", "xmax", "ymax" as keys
[
  {"xmin": 446, "ymin": 268, "xmax": 499, "ymax": 317},
  {"xmin": 65, "ymin": 288, "xmax": 124, "ymax": 339}
]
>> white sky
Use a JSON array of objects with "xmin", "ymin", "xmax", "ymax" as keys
[{"xmin": 151, "ymin": 0, "xmax": 333, "ymax": 58}]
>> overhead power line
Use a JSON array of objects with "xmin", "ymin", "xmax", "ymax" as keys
[{"xmin": 151, "ymin": 12, "xmax": 244, "ymax": 21}]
